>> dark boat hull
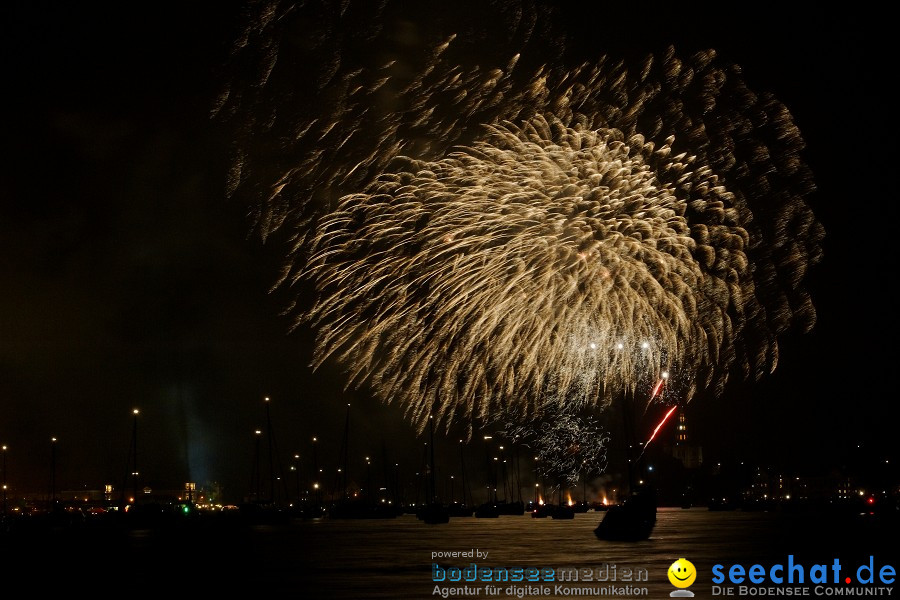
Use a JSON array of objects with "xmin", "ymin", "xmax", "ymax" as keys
[
  {"xmin": 418, "ymin": 504, "xmax": 450, "ymax": 524},
  {"xmin": 594, "ymin": 487, "xmax": 657, "ymax": 541},
  {"xmin": 475, "ymin": 503, "xmax": 500, "ymax": 518}
]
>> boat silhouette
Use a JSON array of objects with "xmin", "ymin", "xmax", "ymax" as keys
[
  {"xmin": 418, "ymin": 415, "xmax": 449, "ymax": 524},
  {"xmin": 594, "ymin": 484, "xmax": 656, "ymax": 541},
  {"xmin": 329, "ymin": 499, "xmax": 399, "ymax": 519},
  {"xmin": 417, "ymin": 502, "xmax": 450, "ymax": 524},
  {"xmin": 327, "ymin": 405, "xmax": 402, "ymax": 519},
  {"xmin": 594, "ymin": 389, "xmax": 664, "ymax": 542},
  {"xmin": 447, "ymin": 501, "xmax": 475, "ymax": 517},
  {"xmin": 474, "ymin": 502, "xmax": 500, "ymax": 518}
]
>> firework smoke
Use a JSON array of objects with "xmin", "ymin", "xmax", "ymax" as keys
[{"xmin": 220, "ymin": 2, "xmax": 824, "ymax": 445}]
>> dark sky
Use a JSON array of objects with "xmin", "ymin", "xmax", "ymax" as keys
[{"xmin": 1, "ymin": 3, "xmax": 896, "ymax": 502}]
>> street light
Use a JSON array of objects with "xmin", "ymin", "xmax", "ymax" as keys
[
  {"xmin": 483, "ymin": 436, "xmax": 497, "ymax": 503},
  {"xmin": 253, "ymin": 429, "xmax": 262, "ymax": 502},
  {"xmin": 132, "ymin": 409, "xmax": 139, "ymax": 503},
  {"xmin": 365, "ymin": 456, "xmax": 372, "ymax": 502},
  {"xmin": 311, "ymin": 436, "xmax": 320, "ymax": 510},
  {"xmin": 50, "ymin": 437, "xmax": 57, "ymax": 509},
  {"xmin": 2, "ymin": 445, "xmax": 7, "ymax": 516},
  {"xmin": 293, "ymin": 454, "xmax": 301, "ymax": 505}
]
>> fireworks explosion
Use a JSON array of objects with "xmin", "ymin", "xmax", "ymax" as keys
[
  {"xmin": 219, "ymin": 2, "xmax": 823, "ymax": 474},
  {"xmin": 502, "ymin": 407, "xmax": 611, "ymax": 487}
]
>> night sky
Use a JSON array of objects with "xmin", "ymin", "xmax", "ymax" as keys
[{"xmin": 1, "ymin": 3, "xmax": 896, "ymax": 502}]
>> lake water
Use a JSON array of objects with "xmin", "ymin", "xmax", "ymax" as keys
[{"xmin": 3, "ymin": 507, "xmax": 897, "ymax": 596}]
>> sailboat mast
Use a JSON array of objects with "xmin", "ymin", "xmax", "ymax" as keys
[
  {"xmin": 265, "ymin": 397, "xmax": 275, "ymax": 503},
  {"xmin": 622, "ymin": 391, "xmax": 637, "ymax": 495},
  {"xmin": 459, "ymin": 440, "xmax": 469, "ymax": 506},
  {"xmin": 342, "ymin": 403, "xmax": 350, "ymax": 499},
  {"xmin": 428, "ymin": 415, "xmax": 436, "ymax": 504}
]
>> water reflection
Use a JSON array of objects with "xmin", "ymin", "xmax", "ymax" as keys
[{"xmin": 1, "ymin": 507, "xmax": 896, "ymax": 595}]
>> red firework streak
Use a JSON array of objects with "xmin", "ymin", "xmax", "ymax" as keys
[
  {"xmin": 636, "ymin": 405, "xmax": 677, "ymax": 463},
  {"xmin": 645, "ymin": 405, "xmax": 677, "ymax": 448},
  {"xmin": 636, "ymin": 376, "xmax": 677, "ymax": 462}
]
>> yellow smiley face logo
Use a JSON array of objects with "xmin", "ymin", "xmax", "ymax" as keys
[{"xmin": 668, "ymin": 558, "xmax": 696, "ymax": 588}]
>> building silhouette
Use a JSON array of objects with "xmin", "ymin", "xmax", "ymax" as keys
[{"xmin": 668, "ymin": 406, "xmax": 703, "ymax": 469}]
